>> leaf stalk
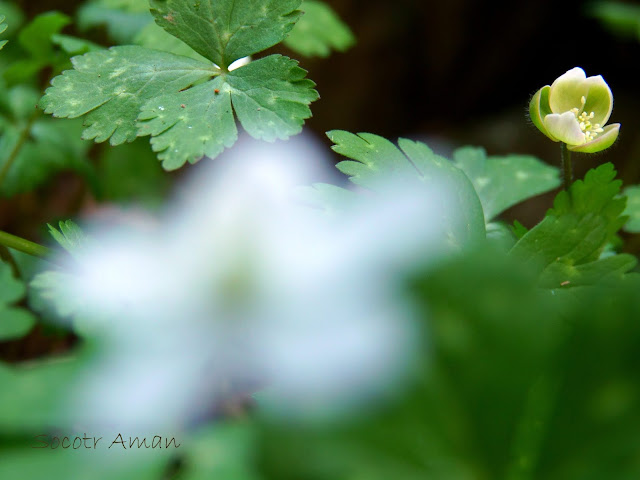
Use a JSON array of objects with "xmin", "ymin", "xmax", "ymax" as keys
[{"xmin": 0, "ymin": 230, "xmax": 52, "ymax": 259}]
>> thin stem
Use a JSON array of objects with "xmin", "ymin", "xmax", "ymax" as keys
[
  {"xmin": 0, "ymin": 110, "xmax": 41, "ymax": 189},
  {"xmin": 0, "ymin": 230, "xmax": 52, "ymax": 259},
  {"xmin": 560, "ymin": 143, "xmax": 573, "ymax": 191}
]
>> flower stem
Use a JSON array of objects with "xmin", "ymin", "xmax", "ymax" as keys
[
  {"xmin": 560, "ymin": 143, "xmax": 573, "ymax": 191},
  {"xmin": 0, "ymin": 230, "xmax": 52, "ymax": 259}
]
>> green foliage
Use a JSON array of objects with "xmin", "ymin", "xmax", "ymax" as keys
[
  {"xmin": 133, "ymin": 21, "xmax": 207, "ymax": 61},
  {"xmin": 40, "ymin": 46, "xmax": 216, "ymax": 146},
  {"xmin": 255, "ymin": 249, "xmax": 640, "ymax": 480},
  {"xmin": 2, "ymin": 12, "xmax": 75, "ymax": 85},
  {"xmin": 2, "ymin": 2, "xmax": 640, "ymax": 479},
  {"xmin": 453, "ymin": 146, "xmax": 560, "ymax": 222},
  {"xmin": 0, "ymin": 83, "xmax": 93, "ymax": 197},
  {"xmin": 139, "ymin": 55, "xmax": 317, "ymax": 169},
  {"xmin": 97, "ymin": 138, "xmax": 170, "ymax": 206},
  {"xmin": 623, "ymin": 185, "xmax": 640, "ymax": 233},
  {"xmin": 255, "ymin": 250, "xmax": 560, "ymax": 480},
  {"xmin": 588, "ymin": 1, "xmax": 640, "ymax": 41},
  {"xmin": 50, "ymin": 34, "xmax": 102, "ymax": 56},
  {"xmin": 283, "ymin": 0, "xmax": 355, "ymax": 57},
  {"xmin": 512, "ymin": 219, "xmax": 529, "ymax": 238},
  {"xmin": 149, "ymin": 0, "xmax": 301, "ymax": 69},
  {"xmin": 47, "ymin": 220, "xmax": 88, "ymax": 259},
  {"xmin": 0, "ymin": 1, "xmax": 24, "ymax": 40},
  {"xmin": 0, "ymin": 260, "xmax": 35, "ymax": 340},
  {"xmin": 0, "ymin": 15, "xmax": 7, "ymax": 50},
  {"xmin": 509, "ymin": 163, "xmax": 636, "ymax": 288},
  {"xmin": 323, "ymin": 130, "xmax": 486, "ymax": 246},
  {"xmin": 42, "ymin": 0, "xmax": 319, "ymax": 169},
  {"xmin": 78, "ymin": 0, "xmax": 152, "ymax": 44}
]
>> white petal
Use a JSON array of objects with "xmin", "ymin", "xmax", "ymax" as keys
[
  {"xmin": 544, "ymin": 112, "xmax": 586, "ymax": 145},
  {"xmin": 584, "ymin": 75, "xmax": 614, "ymax": 126},
  {"xmin": 549, "ymin": 67, "xmax": 589, "ymax": 114}
]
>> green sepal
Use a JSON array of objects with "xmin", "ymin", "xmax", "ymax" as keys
[{"xmin": 529, "ymin": 85, "xmax": 557, "ymax": 141}]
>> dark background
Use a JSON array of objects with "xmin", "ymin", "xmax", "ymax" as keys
[{"xmin": 6, "ymin": 0, "xmax": 640, "ymax": 227}]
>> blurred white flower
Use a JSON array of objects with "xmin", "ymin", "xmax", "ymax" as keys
[{"xmin": 53, "ymin": 133, "xmax": 455, "ymax": 431}]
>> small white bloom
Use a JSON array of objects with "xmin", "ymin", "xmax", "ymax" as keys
[{"xmin": 529, "ymin": 67, "xmax": 620, "ymax": 153}]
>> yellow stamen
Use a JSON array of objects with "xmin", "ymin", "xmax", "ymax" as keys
[{"xmin": 573, "ymin": 108, "xmax": 602, "ymax": 143}]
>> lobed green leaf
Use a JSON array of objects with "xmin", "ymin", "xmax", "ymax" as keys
[
  {"xmin": 453, "ymin": 146, "xmax": 560, "ymax": 222},
  {"xmin": 40, "ymin": 46, "xmax": 217, "ymax": 145},
  {"xmin": 48, "ymin": 220, "xmax": 88, "ymax": 259},
  {"xmin": 325, "ymin": 131, "xmax": 486, "ymax": 247},
  {"xmin": 138, "ymin": 55, "xmax": 318, "ymax": 169},
  {"xmin": 509, "ymin": 163, "xmax": 634, "ymax": 288},
  {"xmin": 149, "ymin": 0, "xmax": 302, "ymax": 69}
]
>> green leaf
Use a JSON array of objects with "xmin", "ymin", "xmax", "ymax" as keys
[
  {"xmin": 486, "ymin": 221, "xmax": 517, "ymax": 251},
  {"xmin": 133, "ymin": 21, "xmax": 208, "ymax": 62},
  {"xmin": 0, "ymin": 84, "xmax": 94, "ymax": 197},
  {"xmin": 588, "ymin": 1, "xmax": 640, "ymax": 41},
  {"xmin": 453, "ymin": 146, "xmax": 560, "ymax": 222},
  {"xmin": 509, "ymin": 163, "xmax": 634, "ymax": 288},
  {"xmin": 42, "ymin": 34, "xmax": 318, "ymax": 167},
  {"xmin": 623, "ymin": 185, "xmax": 640, "ymax": 233},
  {"xmin": 0, "ymin": 260, "xmax": 35, "ymax": 340},
  {"xmin": 512, "ymin": 219, "xmax": 529, "ymax": 239},
  {"xmin": 284, "ymin": 0, "xmax": 355, "ymax": 57},
  {"xmin": 326, "ymin": 131, "xmax": 486, "ymax": 247},
  {"xmin": 78, "ymin": 0, "xmax": 152, "ymax": 44},
  {"xmin": 51, "ymin": 33, "xmax": 103, "ymax": 56},
  {"xmin": 40, "ymin": 46, "xmax": 217, "ymax": 145},
  {"xmin": 18, "ymin": 11, "xmax": 71, "ymax": 60},
  {"xmin": 0, "ymin": 12, "xmax": 76, "ymax": 84},
  {"xmin": 0, "ymin": 1, "xmax": 25, "ymax": 38},
  {"xmin": 149, "ymin": 0, "xmax": 302, "ymax": 69},
  {"xmin": 138, "ymin": 55, "xmax": 318, "ymax": 169},
  {"xmin": 48, "ymin": 220, "xmax": 88, "ymax": 258},
  {"xmin": 0, "ymin": 15, "xmax": 7, "ymax": 50}
]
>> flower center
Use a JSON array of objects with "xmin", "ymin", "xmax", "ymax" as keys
[{"xmin": 570, "ymin": 96, "xmax": 604, "ymax": 142}]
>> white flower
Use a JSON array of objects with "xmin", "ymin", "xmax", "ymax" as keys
[
  {"xmin": 52, "ymin": 134, "xmax": 456, "ymax": 431},
  {"xmin": 529, "ymin": 67, "xmax": 620, "ymax": 153}
]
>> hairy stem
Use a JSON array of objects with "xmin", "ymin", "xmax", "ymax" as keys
[
  {"xmin": 561, "ymin": 143, "xmax": 572, "ymax": 191},
  {"xmin": 0, "ymin": 230, "xmax": 52, "ymax": 259}
]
